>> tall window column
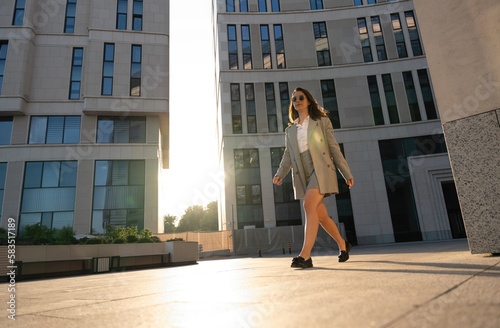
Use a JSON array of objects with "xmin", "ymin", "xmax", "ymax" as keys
[
  {"xmin": 274, "ymin": 24, "xmax": 286, "ymax": 69},
  {"xmin": 260, "ymin": 25, "xmax": 272, "ymax": 69},
  {"xmin": 245, "ymin": 83, "xmax": 256, "ymax": 133},
  {"xmin": 265, "ymin": 83, "xmax": 277, "ymax": 132},
  {"xmin": 313, "ymin": 22, "xmax": 331, "ymax": 66},
  {"xmin": 228, "ymin": 25, "xmax": 238, "ymax": 70}
]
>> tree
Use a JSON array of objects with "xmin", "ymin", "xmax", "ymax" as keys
[
  {"xmin": 176, "ymin": 201, "xmax": 219, "ymax": 232},
  {"xmin": 163, "ymin": 214, "xmax": 176, "ymax": 233},
  {"xmin": 201, "ymin": 201, "xmax": 218, "ymax": 231}
]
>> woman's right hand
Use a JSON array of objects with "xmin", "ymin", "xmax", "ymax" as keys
[{"xmin": 273, "ymin": 176, "xmax": 282, "ymax": 186}]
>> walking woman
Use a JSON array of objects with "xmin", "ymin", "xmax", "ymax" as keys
[{"xmin": 273, "ymin": 87, "xmax": 354, "ymax": 268}]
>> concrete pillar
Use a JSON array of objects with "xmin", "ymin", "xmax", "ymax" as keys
[{"xmin": 413, "ymin": 0, "xmax": 500, "ymax": 254}]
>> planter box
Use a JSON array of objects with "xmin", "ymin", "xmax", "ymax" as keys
[{"xmin": 165, "ymin": 241, "xmax": 198, "ymax": 264}]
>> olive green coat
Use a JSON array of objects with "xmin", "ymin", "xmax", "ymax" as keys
[{"xmin": 275, "ymin": 117, "xmax": 353, "ymax": 199}]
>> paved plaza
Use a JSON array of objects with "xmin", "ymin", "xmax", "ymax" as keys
[{"xmin": 2, "ymin": 239, "xmax": 499, "ymax": 328}]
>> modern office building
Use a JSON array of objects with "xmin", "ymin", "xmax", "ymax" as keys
[
  {"xmin": 0, "ymin": 0, "xmax": 169, "ymax": 235},
  {"xmin": 215, "ymin": 0, "xmax": 463, "ymax": 245}
]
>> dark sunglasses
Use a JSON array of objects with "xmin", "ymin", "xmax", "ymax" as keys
[{"xmin": 292, "ymin": 95, "xmax": 305, "ymax": 102}]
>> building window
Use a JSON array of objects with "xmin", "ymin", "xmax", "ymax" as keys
[
  {"xmin": 354, "ymin": 0, "xmax": 377, "ymax": 4},
  {"xmin": 310, "ymin": 0, "xmax": 323, "ymax": 10},
  {"xmin": 367, "ymin": 76, "xmax": 384, "ymax": 125},
  {"xmin": 116, "ymin": 0, "xmax": 128, "ymax": 30},
  {"xmin": 19, "ymin": 161, "xmax": 78, "ymax": 234},
  {"xmin": 402, "ymin": 71, "xmax": 421, "ymax": 121},
  {"xmin": 29, "ymin": 116, "xmax": 81, "ymax": 144},
  {"xmin": 0, "ymin": 162, "xmax": 6, "ymax": 221},
  {"xmin": 64, "ymin": 0, "xmax": 77, "ymax": 33},
  {"xmin": 101, "ymin": 43, "xmax": 115, "ymax": 96},
  {"xmin": 260, "ymin": 25, "xmax": 272, "ymax": 69},
  {"xmin": 241, "ymin": 25, "xmax": 252, "ymax": 69},
  {"xmin": 69, "ymin": 47, "xmax": 83, "ymax": 100},
  {"xmin": 132, "ymin": 0, "xmax": 143, "ymax": 31},
  {"xmin": 405, "ymin": 11, "xmax": 423, "ymax": 56},
  {"xmin": 265, "ymin": 83, "xmax": 278, "ymax": 132},
  {"xmin": 357, "ymin": 18, "xmax": 372, "ymax": 62},
  {"xmin": 92, "ymin": 160, "xmax": 145, "ymax": 234},
  {"xmin": 97, "ymin": 117, "xmax": 146, "ymax": 143},
  {"xmin": 274, "ymin": 24, "xmax": 286, "ymax": 69},
  {"xmin": 240, "ymin": 0, "xmax": 248, "ymax": 12},
  {"xmin": 12, "ymin": 0, "xmax": 25, "ymax": 26},
  {"xmin": 279, "ymin": 82, "xmax": 289, "ymax": 131},
  {"xmin": 354, "ymin": 0, "xmax": 362, "ymax": 5},
  {"xmin": 391, "ymin": 13, "xmax": 407, "ymax": 58},
  {"xmin": 382, "ymin": 74, "xmax": 399, "ymax": 124},
  {"xmin": 321, "ymin": 80, "xmax": 340, "ymax": 129},
  {"xmin": 228, "ymin": 25, "xmax": 238, "ymax": 70},
  {"xmin": 371, "ymin": 16, "xmax": 387, "ymax": 61},
  {"xmin": 231, "ymin": 83, "xmax": 242, "ymax": 134},
  {"xmin": 417, "ymin": 69, "xmax": 437, "ymax": 120},
  {"xmin": 0, "ymin": 41, "xmax": 7, "ymax": 94},
  {"xmin": 271, "ymin": 0, "xmax": 280, "ymax": 12},
  {"xmin": 130, "ymin": 45, "xmax": 141, "ymax": 96},
  {"xmin": 0, "ymin": 117, "xmax": 13, "ymax": 145},
  {"xmin": 271, "ymin": 147, "xmax": 301, "ymax": 226},
  {"xmin": 313, "ymin": 22, "xmax": 331, "ymax": 66},
  {"xmin": 245, "ymin": 83, "xmax": 257, "ymax": 133},
  {"xmin": 258, "ymin": 0, "xmax": 267, "ymax": 12},
  {"xmin": 234, "ymin": 149, "xmax": 263, "ymax": 228},
  {"xmin": 226, "ymin": 0, "xmax": 235, "ymax": 12}
]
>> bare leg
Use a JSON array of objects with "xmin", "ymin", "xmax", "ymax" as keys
[
  {"xmin": 298, "ymin": 188, "xmax": 324, "ymax": 260},
  {"xmin": 318, "ymin": 202, "xmax": 347, "ymax": 251}
]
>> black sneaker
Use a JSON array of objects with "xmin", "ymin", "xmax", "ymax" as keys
[
  {"xmin": 291, "ymin": 256, "xmax": 313, "ymax": 268},
  {"xmin": 338, "ymin": 241, "xmax": 352, "ymax": 263}
]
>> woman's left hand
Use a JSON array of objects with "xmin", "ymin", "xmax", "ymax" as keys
[{"xmin": 346, "ymin": 178, "xmax": 354, "ymax": 189}]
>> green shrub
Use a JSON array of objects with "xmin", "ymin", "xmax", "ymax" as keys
[
  {"xmin": 126, "ymin": 235, "xmax": 138, "ymax": 243},
  {"xmin": 112, "ymin": 238, "xmax": 125, "ymax": 244},
  {"xmin": 137, "ymin": 237, "xmax": 153, "ymax": 243},
  {"xmin": 23, "ymin": 223, "xmax": 54, "ymax": 245},
  {"xmin": 167, "ymin": 237, "xmax": 184, "ymax": 242},
  {"xmin": 86, "ymin": 238, "xmax": 104, "ymax": 244},
  {"xmin": 150, "ymin": 236, "xmax": 161, "ymax": 243}
]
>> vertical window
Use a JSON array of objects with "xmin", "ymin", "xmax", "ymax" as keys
[
  {"xmin": 271, "ymin": 147, "xmax": 301, "ymax": 226},
  {"xmin": 132, "ymin": 0, "xmax": 143, "ymax": 31},
  {"xmin": 0, "ymin": 117, "xmax": 13, "ymax": 145},
  {"xmin": 92, "ymin": 160, "xmax": 145, "ymax": 234},
  {"xmin": 391, "ymin": 13, "xmax": 407, "ymax": 58},
  {"xmin": 241, "ymin": 25, "xmax": 252, "ymax": 69},
  {"xmin": 64, "ymin": 0, "xmax": 77, "ymax": 33},
  {"xmin": 228, "ymin": 25, "xmax": 238, "ymax": 70},
  {"xmin": 367, "ymin": 76, "xmax": 384, "ymax": 125},
  {"xmin": 357, "ymin": 18, "xmax": 372, "ymax": 62},
  {"xmin": 97, "ymin": 117, "xmax": 146, "ymax": 143},
  {"xmin": 313, "ymin": 22, "xmax": 331, "ymax": 66},
  {"xmin": 405, "ymin": 11, "xmax": 423, "ymax": 56},
  {"xmin": 321, "ymin": 80, "xmax": 341, "ymax": 129},
  {"xmin": 130, "ymin": 45, "xmax": 142, "ymax": 96},
  {"xmin": 0, "ymin": 162, "xmax": 6, "ymax": 221},
  {"xmin": 20, "ymin": 161, "xmax": 78, "ymax": 234},
  {"xmin": 265, "ymin": 83, "xmax": 278, "ymax": 132},
  {"xmin": 367, "ymin": 0, "xmax": 377, "ymax": 4},
  {"xmin": 371, "ymin": 16, "xmax": 387, "ymax": 61},
  {"xmin": 310, "ymin": 0, "xmax": 323, "ymax": 10},
  {"xmin": 116, "ymin": 0, "xmax": 128, "ymax": 30},
  {"xmin": 231, "ymin": 84, "xmax": 242, "ymax": 134},
  {"xmin": 102, "ymin": 43, "xmax": 115, "ymax": 96},
  {"xmin": 402, "ymin": 71, "xmax": 421, "ymax": 121},
  {"xmin": 274, "ymin": 24, "xmax": 286, "ymax": 69},
  {"xmin": 417, "ymin": 69, "xmax": 437, "ymax": 120},
  {"xmin": 260, "ymin": 25, "xmax": 272, "ymax": 69},
  {"xmin": 353, "ymin": 0, "xmax": 363, "ymax": 6},
  {"xmin": 234, "ymin": 149, "xmax": 263, "ymax": 228},
  {"xmin": 245, "ymin": 84, "xmax": 257, "ymax": 133},
  {"xmin": 69, "ymin": 48, "xmax": 83, "ymax": 100},
  {"xmin": 29, "ymin": 116, "xmax": 81, "ymax": 144},
  {"xmin": 12, "ymin": 0, "xmax": 25, "ymax": 26},
  {"xmin": 258, "ymin": 0, "xmax": 267, "ymax": 12},
  {"xmin": 279, "ymin": 82, "xmax": 289, "ymax": 131},
  {"xmin": 271, "ymin": 0, "xmax": 280, "ymax": 12},
  {"xmin": 240, "ymin": 0, "xmax": 248, "ymax": 12},
  {"xmin": 0, "ymin": 41, "xmax": 8, "ymax": 94},
  {"xmin": 382, "ymin": 74, "xmax": 399, "ymax": 124},
  {"xmin": 226, "ymin": 0, "xmax": 235, "ymax": 12}
]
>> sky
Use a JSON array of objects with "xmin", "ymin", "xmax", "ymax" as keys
[{"xmin": 162, "ymin": 1, "xmax": 220, "ymax": 219}]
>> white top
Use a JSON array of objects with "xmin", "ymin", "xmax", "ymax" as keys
[{"xmin": 295, "ymin": 115, "xmax": 309, "ymax": 153}]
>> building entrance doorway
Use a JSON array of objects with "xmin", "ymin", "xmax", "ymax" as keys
[{"xmin": 441, "ymin": 181, "xmax": 466, "ymax": 238}]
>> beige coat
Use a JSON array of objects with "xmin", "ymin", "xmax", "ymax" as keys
[{"xmin": 275, "ymin": 116, "xmax": 353, "ymax": 199}]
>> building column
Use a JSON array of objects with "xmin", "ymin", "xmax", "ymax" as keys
[{"xmin": 413, "ymin": 0, "xmax": 500, "ymax": 254}]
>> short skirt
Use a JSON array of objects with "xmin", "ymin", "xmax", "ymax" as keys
[{"xmin": 300, "ymin": 150, "xmax": 319, "ymax": 191}]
